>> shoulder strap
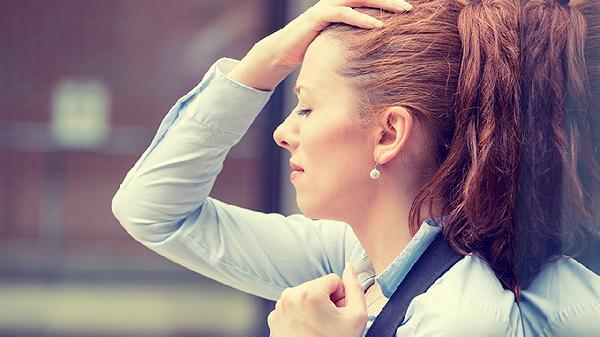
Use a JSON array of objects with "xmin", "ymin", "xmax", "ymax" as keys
[{"xmin": 364, "ymin": 234, "xmax": 463, "ymax": 337}]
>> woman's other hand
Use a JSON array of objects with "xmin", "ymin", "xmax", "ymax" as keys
[
  {"xmin": 267, "ymin": 264, "xmax": 368, "ymax": 337},
  {"xmin": 228, "ymin": 0, "xmax": 413, "ymax": 91}
]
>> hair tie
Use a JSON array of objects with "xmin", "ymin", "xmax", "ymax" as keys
[{"xmin": 557, "ymin": 0, "xmax": 570, "ymax": 6}]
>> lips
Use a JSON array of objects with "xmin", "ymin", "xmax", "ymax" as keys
[
  {"xmin": 289, "ymin": 160, "xmax": 304, "ymax": 172},
  {"xmin": 289, "ymin": 160, "xmax": 304, "ymax": 182}
]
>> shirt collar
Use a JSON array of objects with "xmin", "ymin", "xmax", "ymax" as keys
[{"xmin": 375, "ymin": 217, "xmax": 444, "ymax": 298}]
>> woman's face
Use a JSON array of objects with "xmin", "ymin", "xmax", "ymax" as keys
[{"xmin": 273, "ymin": 36, "xmax": 377, "ymax": 220}]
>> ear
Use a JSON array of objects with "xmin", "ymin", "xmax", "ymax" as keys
[{"xmin": 372, "ymin": 106, "xmax": 414, "ymax": 164}]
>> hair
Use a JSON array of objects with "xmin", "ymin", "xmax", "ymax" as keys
[
  {"xmin": 321, "ymin": 0, "xmax": 599, "ymax": 297},
  {"xmin": 517, "ymin": 0, "xmax": 600, "ymax": 289}
]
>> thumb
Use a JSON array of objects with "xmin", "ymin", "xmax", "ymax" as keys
[
  {"xmin": 330, "ymin": 279, "xmax": 346, "ymax": 307},
  {"xmin": 342, "ymin": 263, "xmax": 367, "ymax": 310},
  {"xmin": 314, "ymin": 273, "xmax": 344, "ymax": 299}
]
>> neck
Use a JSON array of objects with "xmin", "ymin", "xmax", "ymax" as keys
[{"xmin": 349, "ymin": 185, "xmax": 418, "ymax": 276}]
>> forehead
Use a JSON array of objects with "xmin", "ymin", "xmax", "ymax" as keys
[{"xmin": 295, "ymin": 36, "xmax": 348, "ymax": 96}]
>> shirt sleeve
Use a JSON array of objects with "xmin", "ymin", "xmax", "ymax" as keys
[{"xmin": 111, "ymin": 57, "xmax": 365, "ymax": 301}]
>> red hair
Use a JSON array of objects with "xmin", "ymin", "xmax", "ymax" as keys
[
  {"xmin": 322, "ymin": 0, "xmax": 599, "ymax": 296},
  {"xmin": 517, "ymin": 0, "xmax": 600, "ymax": 291}
]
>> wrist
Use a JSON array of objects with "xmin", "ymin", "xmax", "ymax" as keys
[{"xmin": 227, "ymin": 43, "xmax": 296, "ymax": 92}]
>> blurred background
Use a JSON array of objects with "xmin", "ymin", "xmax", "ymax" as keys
[{"xmin": 0, "ymin": 0, "xmax": 316, "ymax": 336}]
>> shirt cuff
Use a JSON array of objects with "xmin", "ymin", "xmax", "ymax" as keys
[{"xmin": 183, "ymin": 57, "xmax": 274, "ymax": 137}]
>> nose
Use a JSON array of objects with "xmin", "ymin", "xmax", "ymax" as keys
[{"xmin": 273, "ymin": 113, "xmax": 299, "ymax": 152}]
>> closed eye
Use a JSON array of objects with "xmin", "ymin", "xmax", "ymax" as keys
[{"xmin": 295, "ymin": 108, "xmax": 312, "ymax": 116}]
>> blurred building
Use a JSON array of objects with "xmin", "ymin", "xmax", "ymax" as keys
[{"xmin": 0, "ymin": 0, "xmax": 290, "ymax": 336}]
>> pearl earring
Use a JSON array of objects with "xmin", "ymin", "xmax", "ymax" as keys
[{"xmin": 369, "ymin": 163, "xmax": 381, "ymax": 180}]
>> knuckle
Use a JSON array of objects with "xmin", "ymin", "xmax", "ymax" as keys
[
  {"xmin": 279, "ymin": 288, "xmax": 295, "ymax": 308},
  {"xmin": 300, "ymin": 289, "xmax": 318, "ymax": 304},
  {"xmin": 281, "ymin": 298, "xmax": 290, "ymax": 310},
  {"xmin": 275, "ymin": 299, "xmax": 283, "ymax": 311},
  {"xmin": 280, "ymin": 288, "xmax": 292, "ymax": 299},
  {"xmin": 267, "ymin": 311, "xmax": 276, "ymax": 326},
  {"xmin": 329, "ymin": 272, "xmax": 342, "ymax": 282},
  {"xmin": 298, "ymin": 288, "xmax": 309, "ymax": 302}
]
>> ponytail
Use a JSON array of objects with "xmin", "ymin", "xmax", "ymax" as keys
[
  {"xmin": 518, "ymin": 0, "xmax": 600, "ymax": 289},
  {"xmin": 413, "ymin": 0, "xmax": 523, "ymax": 293},
  {"xmin": 415, "ymin": 0, "xmax": 600, "ymax": 297}
]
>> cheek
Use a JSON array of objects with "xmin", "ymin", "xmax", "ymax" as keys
[
  {"xmin": 302, "ymin": 122, "xmax": 350, "ymax": 164},
  {"xmin": 297, "ymin": 127, "xmax": 373, "ymax": 219},
  {"xmin": 303, "ymin": 121, "xmax": 371, "ymax": 182}
]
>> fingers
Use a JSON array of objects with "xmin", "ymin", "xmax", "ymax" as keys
[
  {"xmin": 278, "ymin": 274, "xmax": 343, "ymax": 311},
  {"xmin": 330, "ymin": 279, "xmax": 346, "ymax": 306},
  {"xmin": 330, "ymin": 0, "xmax": 413, "ymax": 12},
  {"xmin": 274, "ymin": 274, "xmax": 343, "ymax": 325},
  {"xmin": 342, "ymin": 263, "xmax": 367, "ymax": 311},
  {"xmin": 317, "ymin": 6, "xmax": 382, "ymax": 29},
  {"xmin": 314, "ymin": 273, "xmax": 344, "ymax": 298},
  {"xmin": 316, "ymin": 0, "xmax": 413, "ymax": 30},
  {"xmin": 334, "ymin": 297, "xmax": 346, "ymax": 307}
]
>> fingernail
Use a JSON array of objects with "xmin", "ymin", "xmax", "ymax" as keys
[
  {"xmin": 370, "ymin": 18, "xmax": 384, "ymax": 28},
  {"xmin": 346, "ymin": 263, "xmax": 355, "ymax": 275},
  {"xmin": 343, "ymin": 263, "xmax": 351, "ymax": 277},
  {"xmin": 398, "ymin": 1, "xmax": 413, "ymax": 11}
]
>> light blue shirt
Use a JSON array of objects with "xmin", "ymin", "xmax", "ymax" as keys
[
  {"xmin": 111, "ymin": 57, "xmax": 599, "ymax": 336},
  {"xmin": 520, "ymin": 257, "xmax": 600, "ymax": 336}
]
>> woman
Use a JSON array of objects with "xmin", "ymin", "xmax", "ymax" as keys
[{"xmin": 111, "ymin": 0, "xmax": 598, "ymax": 336}]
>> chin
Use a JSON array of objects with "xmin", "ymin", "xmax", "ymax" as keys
[
  {"xmin": 296, "ymin": 189, "xmax": 349, "ymax": 220},
  {"xmin": 296, "ymin": 197, "xmax": 320, "ymax": 219}
]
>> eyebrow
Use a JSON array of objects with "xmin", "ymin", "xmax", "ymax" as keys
[{"xmin": 294, "ymin": 85, "xmax": 307, "ymax": 96}]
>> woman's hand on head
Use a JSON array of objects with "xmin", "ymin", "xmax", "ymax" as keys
[
  {"xmin": 267, "ymin": 264, "xmax": 368, "ymax": 337},
  {"xmin": 228, "ymin": 0, "xmax": 412, "ymax": 91},
  {"xmin": 261, "ymin": 0, "xmax": 413, "ymax": 67}
]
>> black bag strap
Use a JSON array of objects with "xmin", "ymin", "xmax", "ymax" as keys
[{"xmin": 364, "ymin": 233, "xmax": 463, "ymax": 337}]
